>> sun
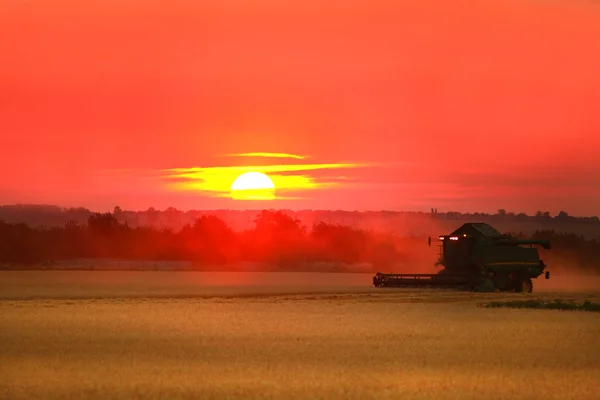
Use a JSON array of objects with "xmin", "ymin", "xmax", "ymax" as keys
[{"xmin": 230, "ymin": 171, "xmax": 276, "ymax": 200}]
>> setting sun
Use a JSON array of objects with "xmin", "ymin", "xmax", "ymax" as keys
[{"xmin": 230, "ymin": 172, "xmax": 276, "ymax": 200}]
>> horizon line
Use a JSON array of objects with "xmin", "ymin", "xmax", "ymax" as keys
[{"xmin": 0, "ymin": 203, "xmax": 596, "ymax": 219}]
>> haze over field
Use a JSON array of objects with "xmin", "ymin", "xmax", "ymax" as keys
[
  {"xmin": 1, "ymin": 207, "xmax": 599, "ymax": 276},
  {"xmin": 2, "ymin": 271, "xmax": 599, "ymax": 300}
]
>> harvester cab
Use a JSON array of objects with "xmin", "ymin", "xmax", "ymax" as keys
[{"xmin": 374, "ymin": 223, "xmax": 551, "ymax": 293}]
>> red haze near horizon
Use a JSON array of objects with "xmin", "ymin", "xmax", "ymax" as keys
[{"xmin": 1, "ymin": 0, "xmax": 599, "ymax": 216}]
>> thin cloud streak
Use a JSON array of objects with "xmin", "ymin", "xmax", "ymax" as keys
[
  {"xmin": 226, "ymin": 152, "xmax": 308, "ymax": 159},
  {"xmin": 163, "ymin": 162, "xmax": 370, "ymax": 174},
  {"xmin": 161, "ymin": 162, "xmax": 374, "ymax": 199}
]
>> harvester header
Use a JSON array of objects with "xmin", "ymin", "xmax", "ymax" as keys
[{"xmin": 375, "ymin": 223, "xmax": 551, "ymax": 293}]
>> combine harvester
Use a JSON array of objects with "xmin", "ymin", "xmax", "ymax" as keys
[{"xmin": 373, "ymin": 223, "xmax": 551, "ymax": 293}]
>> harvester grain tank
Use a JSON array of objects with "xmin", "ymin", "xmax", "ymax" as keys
[{"xmin": 373, "ymin": 223, "xmax": 551, "ymax": 293}]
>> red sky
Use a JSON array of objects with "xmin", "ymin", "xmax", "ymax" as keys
[{"xmin": 1, "ymin": 0, "xmax": 599, "ymax": 216}]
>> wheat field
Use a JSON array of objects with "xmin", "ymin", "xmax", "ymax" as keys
[{"xmin": 1, "ymin": 271, "xmax": 599, "ymax": 400}]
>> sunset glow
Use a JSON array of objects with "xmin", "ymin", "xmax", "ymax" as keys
[
  {"xmin": 2, "ymin": 2, "xmax": 600, "ymax": 399},
  {"xmin": 162, "ymin": 159, "xmax": 366, "ymax": 200},
  {"xmin": 1, "ymin": 0, "xmax": 599, "ymax": 214}
]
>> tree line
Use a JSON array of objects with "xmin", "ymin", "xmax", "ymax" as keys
[
  {"xmin": 0, "ymin": 211, "xmax": 421, "ymax": 270},
  {"xmin": 1, "ymin": 204, "xmax": 598, "ymax": 233},
  {"xmin": 0, "ymin": 210, "xmax": 599, "ymax": 274}
]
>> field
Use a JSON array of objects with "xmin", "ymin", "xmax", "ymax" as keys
[{"xmin": 1, "ymin": 272, "xmax": 600, "ymax": 400}]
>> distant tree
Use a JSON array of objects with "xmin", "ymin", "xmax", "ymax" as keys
[
  {"xmin": 516, "ymin": 213, "xmax": 528, "ymax": 221},
  {"xmin": 145, "ymin": 207, "xmax": 159, "ymax": 227},
  {"xmin": 253, "ymin": 210, "xmax": 305, "ymax": 234},
  {"xmin": 247, "ymin": 210, "xmax": 307, "ymax": 266},
  {"xmin": 87, "ymin": 213, "xmax": 121, "ymax": 236},
  {"xmin": 164, "ymin": 207, "xmax": 183, "ymax": 230},
  {"xmin": 180, "ymin": 215, "xmax": 238, "ymax": 264},
  {"xmin": 311, "ymin": 222, "xmax": 366, "ymax": 264}
]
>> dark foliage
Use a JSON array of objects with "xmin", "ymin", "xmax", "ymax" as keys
[
  {"xmin": 1, "ymin": 205, "xmax": 598, "ymax": 234},
  {"xmin": 0, "ymin": 210, "xmax": 599, "ymax": 273},
  {"xmin": 0, "ymin": 211, "xmax": 416, "ymax": 269}
]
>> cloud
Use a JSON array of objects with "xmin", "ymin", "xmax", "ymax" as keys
[
  {"xmin": 225, "ymin": 152, "xmax": 307, "ymax": 160},
  {"xmin": 161, "ymin": 162, "xmax": 371, "ymax": 199}
]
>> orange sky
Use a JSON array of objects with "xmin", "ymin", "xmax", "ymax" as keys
[{"xmin": 1, "ymin": 0, "xmax": 599, "ymax": 216}]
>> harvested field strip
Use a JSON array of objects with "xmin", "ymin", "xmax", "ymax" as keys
[{"xmin": 481, "ymin": 299, "xmax": 600, "ymax": 312}]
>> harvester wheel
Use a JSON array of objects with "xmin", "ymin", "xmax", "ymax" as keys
[
  {"xmin": 514, "ymin": 277, "xmax": 533, "ymax": 293},
  {"xmin": 468, "ymin": 277, "xmax": 484, "ymax": 292}
]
